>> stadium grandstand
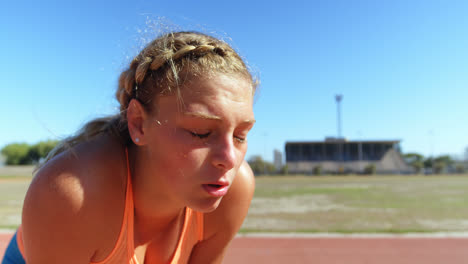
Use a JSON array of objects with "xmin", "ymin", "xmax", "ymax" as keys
[{"xmin": 285, "ymin": 137, "xmax": 412, "ymax": 174}]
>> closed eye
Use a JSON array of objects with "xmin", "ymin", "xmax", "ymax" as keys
[
  {"xmin": 234, "ymin": 136, "xmax": 246, "ymax": 143},
  {"xmin": 190, "ymin": 131, "xmax": 211, "ymax": 139}
]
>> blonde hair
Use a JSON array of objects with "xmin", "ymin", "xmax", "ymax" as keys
[{"xmin": 40, "ymin": 31, "xmax": 257, "ymax": 167}]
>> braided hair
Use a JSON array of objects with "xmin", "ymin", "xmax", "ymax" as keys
[{"xmin": 39, "ymin": 31, "xmax": 257, "ymax": 167}]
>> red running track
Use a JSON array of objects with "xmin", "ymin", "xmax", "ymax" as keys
[
  {"xmin": 3, "ymin": 232, "xmax": 468, "ymax": 263},
  {"xmin": 224, "ymin": 235, "xmax": 468, "ymax": 264}
]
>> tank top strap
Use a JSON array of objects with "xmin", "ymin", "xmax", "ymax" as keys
[
  {"xmin": 196, "ymin": 211, "xmax": 204, "ymax": 242},
  {"xmin": 90, "ymin": 147, "xmax": 135, "ymax": 264},
  {"xmin": 125, "ymin": 147, "xmax": 135, "ymax": 258}
]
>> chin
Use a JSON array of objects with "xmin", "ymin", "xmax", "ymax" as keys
[{"xmin": 191, "ymin": 197, "xmax": 223, "ymax": 213}]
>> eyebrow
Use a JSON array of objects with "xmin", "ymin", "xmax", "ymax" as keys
[{"xmin": 183, "ymin": 112, "xmax": 256, "ymax": 124}]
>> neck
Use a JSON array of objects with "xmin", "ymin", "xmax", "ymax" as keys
[
  {"xmin": 133, "ymin": 206, "xmax": 185, "ymax": 246},
  {"xmin": 127, "ymin": 145, "xmax": 186, "ymax": 246}
]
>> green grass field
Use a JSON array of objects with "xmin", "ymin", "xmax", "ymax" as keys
[
  {"xmin": 2, "ymin": 166, "xmax": 468, "ymax": 233},
  {"xmin": 0, "ymin": 166, "xmax": 34, "ymax": 230},
  {"xmin": 242, "ymin": 174, "xmax": 468, "ymax": 233}
]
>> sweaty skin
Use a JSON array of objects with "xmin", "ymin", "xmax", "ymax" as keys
[{"xmin": 22, "ymin": 73, "xmax": 255, "ymax": 264}]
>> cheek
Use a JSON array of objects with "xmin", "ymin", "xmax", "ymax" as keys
[
  {"xmin": 152, "ymin": 128, "xmax": 204, "ymax": 172},
  {"xmin": 236, "ymin": 150, "xmax": 247, "ymax": 168}
]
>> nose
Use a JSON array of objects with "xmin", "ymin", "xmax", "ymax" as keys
[{"xmin": 211, "ymin": 136, "xmax": 237, "ymax": 171}]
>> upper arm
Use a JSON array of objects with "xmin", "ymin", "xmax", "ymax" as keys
[
  {"xmin": 189, "ymin": 160, "xmax": 255, "ymax": 264},
  {"xmin": 22, "ymin": 164, "xmax": 98, "ymax": 264}
]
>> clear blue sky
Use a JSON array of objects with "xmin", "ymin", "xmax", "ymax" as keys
[{"xmin": 1, "ymin": 0, "xmax": 468, "ymax": 161}]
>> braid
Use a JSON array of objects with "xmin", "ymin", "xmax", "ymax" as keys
[
  {"xmin": 150, "ymin": 49, "xmax": 176, "ymax": 71},
  {"xmin": 117, "ymin": 31, "xmax": 252, "ymax": 127},
  {"xmin": 133, "ymin": 44, "xmax": 225, "ymax": 86},
  {"xmin": 121, "ymin": 31, "xmax": 252, "ymax": 113},
  {"xmin": 36, "ymin": 31, "xmax": 256, "ymax": 171},
  {"xmin": 135, "ymin": 57, "xmax": 153, "ymax": 84},
  {"xmin": 116, "ymin": 68, "xmax": 137, "ymax": 112}
]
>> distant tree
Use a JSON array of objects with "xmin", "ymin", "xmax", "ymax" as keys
[
  {"xmin": 455, "ymin": 164, "xmax": 466, "ymax": 174},
  {"xmin": 265, "ymin": 163, "xmax": 276, "ymax": 174},
  {"xmin": 1, "ymin": 140, "xmax": 59, "ymax": 165},
  {"xmin": 28, "ymin": 140, "xmax": 59, "ymax": 163},
  {"xmin": 423, "ymin": 157, "xmax": 433, "ymax": 170},
  {"xmin": 364, "ymin": 164, "xmax": 376, "ymax": 175},
  {"xmin": 464, "ymin": 146, "xmax": 468, "ymax": 161},
  {"xmin": 403, "ymin": 153, "xmax": 424, "ymax": 163},
  {"xmin": 433, "ymin": 161, "xmax": 446, "ymax": 174},
  {"xmin": 247, "ymin": 155, "xmax": 262, "ymax": 174},
  {"xmin": 279, "ymin": 164, "xmax": 289, "ymax": 175},
  {"xmin": 424, "ymin": 155, "xmax": 454, "ymax": 174},
  {"xmin": 248, "ymin": 155, "xmax": 276, "ymax": 175},
  {"xmin": 411, "ymin": 161, "xmax": 424, "ymax": 174},
  {"xmin": 403, "ymin": 153, "xmax": 424, "ymax": 173},
  {"xmin": 434, "ymin": 155, "xmax": 454, "ymax": 167},
  {"xmin": 312, "ymin": 165, "xmax": 322, "ymax": 175},
  {"xmin": 1, "ymin": 143, "xmax": 32, "ymax": 165}
]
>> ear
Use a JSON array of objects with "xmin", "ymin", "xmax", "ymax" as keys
[{"xmin": 127, "ymin": 99, "xmax": 149, "ymax": 146}]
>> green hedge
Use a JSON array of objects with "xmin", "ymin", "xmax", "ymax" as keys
[{"xmin": 1, "ymin": 140, "xmax": 59, "ymax": 165}]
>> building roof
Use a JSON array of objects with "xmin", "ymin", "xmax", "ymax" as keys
[{"xmin": 286, "ymin": 139, "xmax": 401, "ymax": 145}]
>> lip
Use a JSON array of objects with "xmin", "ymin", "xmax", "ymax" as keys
[{"xmin": 202, "ymin": 181, "xmax": 230, "ymax": 197}]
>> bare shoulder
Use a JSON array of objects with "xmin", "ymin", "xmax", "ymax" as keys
[
  {"xmin": 22, "ymin": 135, "xmax": 128, "ymax": 263},
  {"xmin": 189, "ymin": 161, "xmax": 255, "ymax": 264}
]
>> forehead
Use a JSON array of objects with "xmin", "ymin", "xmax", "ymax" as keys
[
  {"xmin": 154, "ymin": 74, "xmax": 254, "ymax": 120},
  {"xmin": 181, "ymin": 74, "xmax": 253, "ymax": 102}
]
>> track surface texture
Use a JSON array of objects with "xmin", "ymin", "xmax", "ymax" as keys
[{"xmin": 2, "ymin": 232, "xmax": 468, "ymax": 263}]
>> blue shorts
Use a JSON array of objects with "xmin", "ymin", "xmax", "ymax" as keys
[{"xmin": 2, "ymin": 232, "xmax": 25, "ymax": 264}]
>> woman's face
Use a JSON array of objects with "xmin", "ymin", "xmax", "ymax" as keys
[{"xmin": 142, "ymin": 73, "xmax": 255, "ymax": 212}]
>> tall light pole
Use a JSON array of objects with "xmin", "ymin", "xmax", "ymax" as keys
[
  {"xmin": 357, "ymin": 130, "xmax": 363, "ymax": 173},
  {"xmin": 335, "ymin": 94, "xmax": 343, "ymax": 170},
  {"xmin": 335, "ymin": 94, "xmax": 343, "ymax": 138}
]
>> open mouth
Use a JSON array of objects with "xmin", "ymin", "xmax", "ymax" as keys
[{"xmin": 203, "ymin": 183, "xmax": 229, "ymax": 197}]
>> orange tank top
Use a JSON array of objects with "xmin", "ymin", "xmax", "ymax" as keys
[{"xmin": 17, "ymin": 149, "xmax": 204, "ymax": 264}]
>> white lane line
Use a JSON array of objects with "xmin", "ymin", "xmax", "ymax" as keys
[{"xmin": 236, "ymin": 232, "xmax": 468, "ymax": 238}]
